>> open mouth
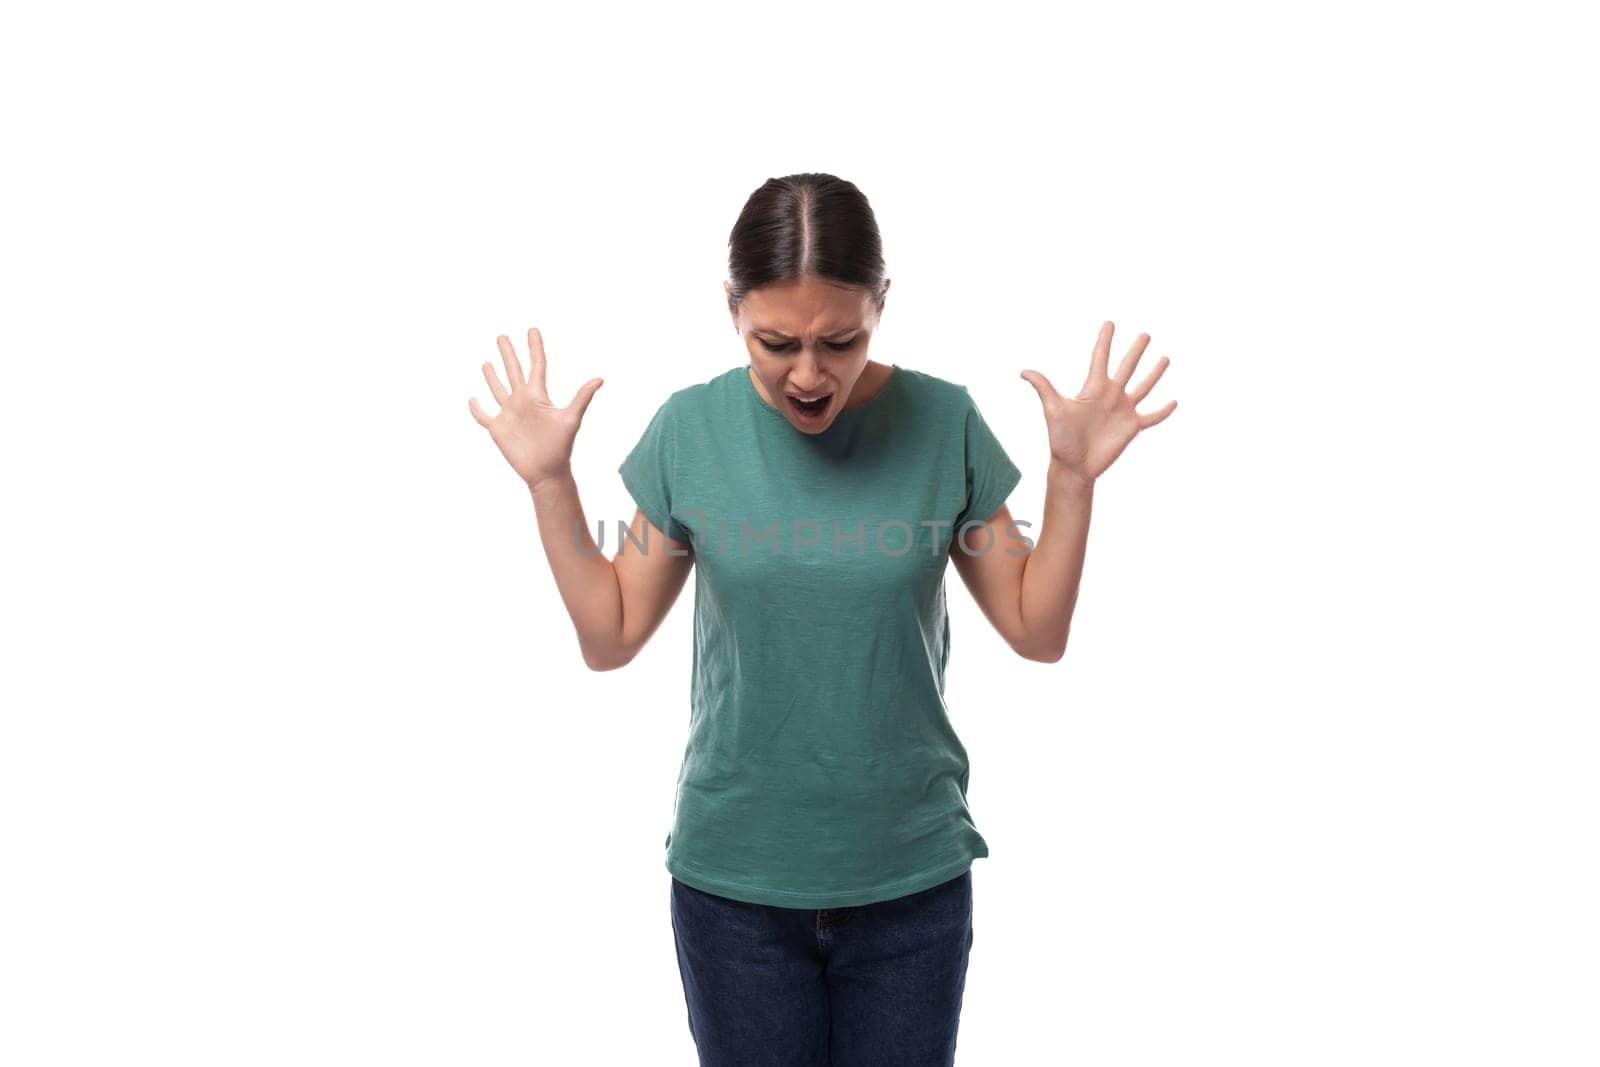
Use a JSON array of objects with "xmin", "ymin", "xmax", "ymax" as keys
[{"xmin": 787, "ymin": 393, "xmax": 833, "ymax": 420}]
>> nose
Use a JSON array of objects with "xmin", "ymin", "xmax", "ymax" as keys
[{"xmin": 790, "ymin": 351, "xmax": 828, "ymax": 391}]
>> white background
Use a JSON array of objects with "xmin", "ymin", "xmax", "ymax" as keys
[{"xmin": 4, "ymin": 2, "xmax": 1596, "ymax": 1064}]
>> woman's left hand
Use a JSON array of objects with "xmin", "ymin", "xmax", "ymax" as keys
[{"xmin": 1020, "ymin": 321, "xmax": 1177, "ymax": 484}]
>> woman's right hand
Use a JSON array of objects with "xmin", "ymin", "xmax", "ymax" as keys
[{"xmin": 469, "ymin": 327, "xmax": 604, "ymax": 489}]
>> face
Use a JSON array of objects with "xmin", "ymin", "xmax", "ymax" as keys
[{"xmin": 728, "ymin": 275, "xmax": 889, "ymax": 434}]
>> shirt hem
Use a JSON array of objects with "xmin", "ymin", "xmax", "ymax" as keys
[{"xmin": 665, "ymin": 847, "xmax": 986, "ymax": 909}]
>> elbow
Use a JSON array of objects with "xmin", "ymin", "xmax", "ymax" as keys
[
  {"xmin": 581, "ymin": 639, "xmax": 636, "ymax": 672},
  {"xmin": 1015, "ymin": 630, "xmax": 1069, "ymax": 664},
  {"xmin": 584, "ymin": 650, "xmax": 632, "ymax": 672}
]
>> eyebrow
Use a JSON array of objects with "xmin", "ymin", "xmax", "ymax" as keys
[{"xmin": 752, "ymin": 326, "xmax": 860, "ymax": 341}]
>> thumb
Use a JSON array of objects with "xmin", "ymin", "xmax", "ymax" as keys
[
  {"xmin": 1018, "ymin": 369, "xmax": 1058, "ymax": 405},
  {"xmin": 568, "ymin": 377, "xmax": 604, "ymax": 421}
]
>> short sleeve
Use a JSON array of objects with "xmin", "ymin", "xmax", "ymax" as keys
[
  {"xmin": 953, "ymin": 388, "xmax": 1023, "ymax": 530},
  {"xmin": 618, "ymin": 396, "xmax": 693, "ymax": 543}
]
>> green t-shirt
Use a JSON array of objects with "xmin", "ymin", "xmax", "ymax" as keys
[{"xmin": 618, "ymin": 361, "xmax": 1023, "ymax": 908}]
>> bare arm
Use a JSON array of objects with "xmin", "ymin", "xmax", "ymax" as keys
[
  {"xmin": 950, "ymin": 460, "xmax": 1094, "ymax": 663},
  {"xmin": 953, "ymin": 321, "xmax": 1177, "ymax": 663},
  {"xmin": 528, "ymin": 472, "xmax": 693, "ymax": 670},
  {"xmin": 470, "ymin": 327, "xmax": 693, "ymax": 671}
]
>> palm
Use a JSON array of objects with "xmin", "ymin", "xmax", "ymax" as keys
[
  {"xmin": 1020, "ymin": 321, "xmax": 1177, "ymax": 482},
  {"xmin": 468, "ymin": 328, "xmax": 604, "ymax": 487}
]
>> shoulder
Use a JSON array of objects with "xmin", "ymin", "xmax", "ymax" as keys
[
  {"xmin": 891, "ymin": 365, "xmax": 985, "ymax": 415},
  {"xmin": 647, "ymin": 366, "xmax": 739, "ymax": 424},
  {"xmin": 680, "ymin": 365, "xmax": 745, "ymax": 409}
]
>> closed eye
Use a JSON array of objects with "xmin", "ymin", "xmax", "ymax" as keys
[{"xmin": 758, "ymin": 338, "xmax": 857, "ymax": 353}]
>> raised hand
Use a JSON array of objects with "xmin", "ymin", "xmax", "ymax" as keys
[
  {"xmin": 1019, "ymin": 321, "xmax": 1177, "ymax": 484},
  {"xmin": 468, "ymin": 327, "xmax": 604, "ymax": 488}
]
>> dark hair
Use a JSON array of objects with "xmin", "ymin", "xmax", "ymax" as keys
[{"xmin": 726, "ymin": 173, "xmax": 888, "ymax": 317}]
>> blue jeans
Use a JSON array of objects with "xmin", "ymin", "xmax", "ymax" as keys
[{"xmin": 669, "ymin": 868, "xmax": 975, "ymax": 1066}]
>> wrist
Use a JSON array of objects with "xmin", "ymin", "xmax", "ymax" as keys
[
  {"xmin": 1047, "ymin": 457, "xmax": 1095, "ymax": 493},
  {"xmin": 527, "ymin": 467, "xmax": 574, "ymax": 496}
]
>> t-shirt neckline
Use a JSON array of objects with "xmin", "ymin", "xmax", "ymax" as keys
[{"xmin": 743, "ymin": 363, "xmax": 902, "ymax": 429}]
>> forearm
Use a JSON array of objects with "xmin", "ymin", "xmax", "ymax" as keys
[
  {"xmin": 526, "ymin": 470, "xmax": 629, "ymax": 667},
  {"xmin": 1017, "ymin": 458, "xmax": 1095, "ymax": 661}
]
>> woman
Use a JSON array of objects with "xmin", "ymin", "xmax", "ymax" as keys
[{"xmin": 468, "ymin": 173, "xmax": 1176, "ymax": 1065}]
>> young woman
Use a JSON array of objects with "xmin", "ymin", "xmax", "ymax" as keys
[{"xmin": 468, "ymin": 173, "xmax": 1176, "ymax": 1066}]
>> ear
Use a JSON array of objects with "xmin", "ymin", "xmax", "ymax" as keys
[{"xmin": 724, "ymin": 280, "xmax": 739, "ymax": 329}]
